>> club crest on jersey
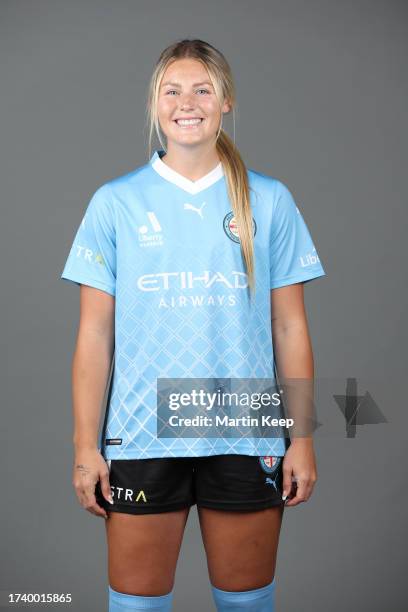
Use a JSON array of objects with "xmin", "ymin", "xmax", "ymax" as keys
[
  {"xmin": 259, "ymin": 456, "xmax": 281, "ymax": 474},
  {"xmin": 223, "ymin": 211, "xmax": 257, "ymax": 243}
]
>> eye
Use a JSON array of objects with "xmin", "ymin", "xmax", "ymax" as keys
[
  {"xmin": 165, "ymin": 90, "xmax": 178, "ymax": 95},
  {"xmin": 197, "ymin": 88, "xmax": 210, "ymax": 95}
]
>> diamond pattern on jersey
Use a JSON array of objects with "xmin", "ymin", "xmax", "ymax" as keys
[{"xmin": 103, "ymin": 235, "xmax": 286, "ymax": 459}]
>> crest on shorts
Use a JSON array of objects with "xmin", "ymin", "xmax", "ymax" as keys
[{"xmin": 259, "ymin": 455, "xmax": 281, "ymax": 474}]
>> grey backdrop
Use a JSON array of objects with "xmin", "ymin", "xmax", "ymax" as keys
[{"xmin": 1, "ymin": 0, "xmax": 407, "ymax": 610}]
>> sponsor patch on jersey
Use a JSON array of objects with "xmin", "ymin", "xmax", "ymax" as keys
[
  {"xmin": 105, "ymin": 438, "xmax": 122, "ymax": 446},
  {"xmin": 259, "ymin": 455, "xmax": 281, "ymax": 474},
  {"xmin": 137, "ymin": 211, "xmax": 163, "ymax": 248},
  {"xmin": 223, "ymin": 211, "xmax": 257, "ymax": 243}
]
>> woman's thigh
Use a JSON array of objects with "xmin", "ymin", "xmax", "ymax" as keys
[
  {"xmin": 104, "ymin": 507, "xmax": 190, "ymax": 596},
  {"xmin": 197, "ymin": 504, "xmax": 285, "ymax": 591}
]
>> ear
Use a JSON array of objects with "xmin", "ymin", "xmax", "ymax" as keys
[{"xmin": 222, "ymin": 98, "xmax": 232, "ymax": 114}]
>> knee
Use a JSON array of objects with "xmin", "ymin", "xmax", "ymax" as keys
[
  {"xmin": 108, "ymin": 585, "xmax": 174, "ymax": 611},
  {"xmin": 211, "ymin": 568, "xmax": 276, "ymax": 593},
  {"xmin": 109, "ymin": 577, "xmax": 175, "ymax": 598},
  {"xmin": 211, "ymin": 578, "xmax": 276, "ymax": 612},
  {"xmin": 109, "ymin": 561, "xmax": 175, "ymax": 597}
]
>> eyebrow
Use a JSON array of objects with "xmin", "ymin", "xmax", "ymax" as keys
[{"xmin": 160, "ymin": 81, "xmax": 213, "ymax": 88}]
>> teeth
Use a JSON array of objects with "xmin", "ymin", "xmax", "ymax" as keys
[{"xmin": 176, "ymin": 118, "xmax": 202, "ymax": 125}]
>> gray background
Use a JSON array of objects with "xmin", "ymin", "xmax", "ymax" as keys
[{"xmin": 1, "ymin": 0, "xmax": 407, "ymax": 610}]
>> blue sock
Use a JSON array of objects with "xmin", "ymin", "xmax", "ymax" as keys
[
  {"xmin": 108, "ymin": 585, "xmax": 174, "ymax": 611},
  {"xmin": 211, "ymin": 578, "xmax": 275, "ymax": 611}
]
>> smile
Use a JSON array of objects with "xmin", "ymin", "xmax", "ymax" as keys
[{"xmin": 174, "ymin": 118, "xmax": 204, "ymax": 127}]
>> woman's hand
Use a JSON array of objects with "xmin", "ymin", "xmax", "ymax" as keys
[
  {"xmin": 72, "ymin": 448, "xmax": 113, "ymax": 519},
  {"xmin": 281, "ymin": 439, "xmax": 317, "ymax": 507}
]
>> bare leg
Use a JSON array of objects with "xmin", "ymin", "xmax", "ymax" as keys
[
  {"xmin": 198, "ymin": 505, "xmax": 284, "ymax": 591},
  {"xmin": 104, "ymin": 507, "xmax": 190, "ymax": 596}
]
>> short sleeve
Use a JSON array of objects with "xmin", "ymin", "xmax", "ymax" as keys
[
  {"xmin": 60, "ymin": 185, "xmax": 116, "ymax": 296},
  {"xmin": 269, "ymin": 181, "xmax": 326, "ymax": 289}
]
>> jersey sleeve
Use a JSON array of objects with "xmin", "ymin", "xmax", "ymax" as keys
[
  {"xmin": 269, "ymin": 181, "xmax": 326, "ymax": 289},
  {"xmin": 60, "ymin": 185, "xmax": 116, "ymax": 296}
]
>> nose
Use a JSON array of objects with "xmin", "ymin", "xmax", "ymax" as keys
[{"xmin": 179, "ymin": 92, "xmax": 195, "ymax": 110}]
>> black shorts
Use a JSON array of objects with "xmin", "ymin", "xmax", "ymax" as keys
[{"xmin": 95, "ymin": 454, "xmax": 285, "ymax": 515}]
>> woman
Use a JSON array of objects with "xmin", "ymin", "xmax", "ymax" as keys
[{"xmin": 61, "ymin": 39, "xmax": 326, "ymax": 612}]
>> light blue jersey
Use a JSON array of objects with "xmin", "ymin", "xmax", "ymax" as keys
[{"xmin": 60, "ymin": 150, "xmax": 326, "ymax": 459}]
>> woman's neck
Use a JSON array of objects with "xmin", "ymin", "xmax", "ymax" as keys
[{"xmin": 161, "ymin": 144, "xmax": 221, "ymax": 182}]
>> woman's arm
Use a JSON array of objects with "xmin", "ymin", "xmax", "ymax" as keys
[
  {"xmin": 271, "ymin": 282, "xmax": 313, "ymax": 378},
  {"xmin": 71, "ymin": 285, "xmax": 115, "ymax": 518},
  {"xmin": 73, "ymin": 285, "xmax": 115, "ymax": 448},
  {"xmin": 270, "ymin": 282, "xmax": 318, "ymax": 507}
]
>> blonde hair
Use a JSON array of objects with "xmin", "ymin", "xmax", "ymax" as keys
[{"xmin": 145, "ymin": 39, "xmax": 256, "ymax": 298}]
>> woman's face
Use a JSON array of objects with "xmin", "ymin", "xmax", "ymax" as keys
[{"xmin": 157, "ymin": 58, "xmax": 230, "ymax": 150}]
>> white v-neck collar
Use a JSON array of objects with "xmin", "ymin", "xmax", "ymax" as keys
[{"xmin": 150, "ymin": 149, "xmax": 224, "ymax": 195}]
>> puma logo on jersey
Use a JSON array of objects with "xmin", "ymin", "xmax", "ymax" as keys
[{"xmin": 184, "ymin": 202, "xmax": 206, "ymax": 218}]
